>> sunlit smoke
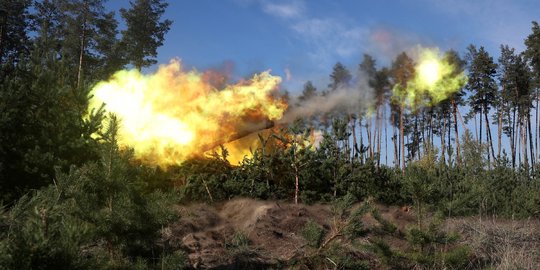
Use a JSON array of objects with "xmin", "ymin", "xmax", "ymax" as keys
[
  {"xmin": 393, "ymin": 47, "xmax": 467, "ymax": 109},
  {"xmin": 88, "ymin": 59, "xmax": 287, "ymax": 167},
  {"xmin": 279, "ymin": 78, "xmax": 374, "ymax": 123}
]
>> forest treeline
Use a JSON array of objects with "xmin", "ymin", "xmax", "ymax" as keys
[{"xmin": 1, "ymin": 0, "xmax": 540, "ymax": 269}]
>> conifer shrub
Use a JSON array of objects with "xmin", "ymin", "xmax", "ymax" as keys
[
  {"xmin": 301, "ymin": 220, "xmax": 325, "ymax": 248},
  {"xmin": 0, "ymin": 117, "xmax": 186, "ymax": 269}
]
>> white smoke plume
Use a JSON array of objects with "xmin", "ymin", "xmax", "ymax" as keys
[{"xmin": 278, "ymin": 75, "xmax": 374, "ymax": 124}]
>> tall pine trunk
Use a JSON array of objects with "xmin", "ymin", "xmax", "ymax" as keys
[
  {"xmin": 367, "ymin": 116, "xmax": 373, "ymax": 159},
  {"xmin": 484, "ymin": 109, "xmax": 495, "ymax": 164},
  {"xmin": 453, "ymin": 100, "xmax": 461, "ymax": 165},
  {"xmin": 536, "ymin": 97, "xmax": 539, "ymax": 163},
  {"xmin": 77, "ymin": 3, "xmax": 89, "ymax": 89},
  {"xmin": 385, "ymin": 108, "xmax": 389, "ymax": 166},
  {"xmin": 441, "ymin": 117, "xmax": 446, "ymax": 164},
  {"xmin": 522, "ymin": 116, "xmax": 528, "ymax": 168},
  {"xmin": 511, "ymin": 108, "xmax": 517, "ymax": 167},
  {"xmin": 498, "ymin": 108, "xmax": 502, "ymax": 158},
  {"xmin": 447, "ymin": 114, "xmax": 452, "ymax": 161},
  {"xmin": 392, "ymin": 113, "xmax": 398, "ymax": 167},
  {"xmin": 0, "ymin": 17, "xmax": 4, "ymax": 62},
  {"xmin": 479, "ymin": 112, "xmax": 483, "ymax": 150},
  {"xmin": 377, "ymin": 106, "xmax": 382, "ymax": 166},
  {"xmin": 400, "ymin": 105, "xmax": 405, "ymax": 170},
  {"xmin": 528, "ymin": 112, "xmax": 534, "ymax": 169},
  {"xmin": 350, "ymin": 114, "xmax": 358, "ymax": 159},
  {"xmin": 359, "ymin": 118, "xmax": 364, "ymax": 162}
]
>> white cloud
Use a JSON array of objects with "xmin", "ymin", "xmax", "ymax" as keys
[
  {"xmin": 292, "ymin": 18, "xmax": 334, "ymax": 37},
  {"xmin": 288, "ymin": 17, "xmax": 368, "ymax": 68},
  {"xmin": 261, "ymin": 0, "xmax": 304, "ymax": 19},
  {"xmin": 255, "ymin": 0, "xmax": 371, "ymax": 88}
]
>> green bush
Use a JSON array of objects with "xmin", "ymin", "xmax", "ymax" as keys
[
  {"xmin": 301, "ymin": 220, "xmax": 325, "ymax": 248},
  {"xmin": 0, "ymin": 117, "xmax": 184, "ymax": 269},
  {"xmin": 324, "ymin": 242, "xmax": 370, "ymax": 270}
]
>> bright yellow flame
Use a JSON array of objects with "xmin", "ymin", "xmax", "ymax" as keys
[
  {"xmin": 418, "ymin": 59, "xmax": 441, "ymax": 87},
  {"xmin": 89, "ymin": 59, "xmax": 287, "ymax": 167},
  {"xmin": 392, "ymin": 47, "xmax": 467, "ymax": 108}
]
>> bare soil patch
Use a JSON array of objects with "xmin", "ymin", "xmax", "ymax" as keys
[{"xmin": 162, "ymin": 199, "xmax": 540, "ymax": 269}]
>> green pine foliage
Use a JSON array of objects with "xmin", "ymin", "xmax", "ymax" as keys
[
  {"xmin": 301, "ymin": 219, "xmax": 325, "ymax": 248},
  {"xmin": 403, "ymin": 216, "xmax": 471, "ymax": 269},
  {"xmin": 120, "ymin": 0, "xmax": 172, "ymax": 70},
  {"xmin": 0, "ymin": 117, "xmax": 183, "ymax": 269},
  {"xmin": 0, "ymin": 55, "xmax": 101, "ymax": 202}
]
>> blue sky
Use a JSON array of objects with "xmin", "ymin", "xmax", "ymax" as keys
[{"xmin": 107, "ymin": 0, "xmax": 540, "ymax": 93}]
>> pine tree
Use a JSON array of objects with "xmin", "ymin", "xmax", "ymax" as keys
[
  {"xmin": 498, "ymin": 46, "xmax": 534, "ymax": 169},
  {"xmin": 390, "ymin": 52, "xmax": 415, "ymax": 170},
  {"xmin": 375, "ymin": 68, "xmax": 390, "ymax": 166},
  {"xmin": 524, "ymin": 21, "xmax": 540, "ymax": 164},
  {"xmin": 444, "ymin": 50, "xmax": 466, "ymax": 165},
  {"xmin": 120, "ymin": 0, "xmax": 172, "ymax": 70},
  {"xmin": 359, "ymin": 54, "xmax": 377, "ymax": 159},
  {"xmin": 514, "ymin": 53, "xmax": 534, "ymax": 169},
  {"xmin": 298, "ymin": 80, "xmax": 317, "ymax": 104},
  {"xmin": 329, "ymin": 62, "xmax": 352, "ymax": 90},
  {"xmin": 33, "ymin": 0, "xmax": 123, "ymax": 86},
  {"xmin": 297, "ymin": 80, "xmax": 319, "ymax": 130},
  {"xmin": 0, "ymin": 0, "xmax": 31, "ymax": 66},
  {"xmin": 62, "ymin": 0, "xmax": 123, "ymax": 86},
  {"xmin": 32, "ymin": 0, "xmax": 65, "ymax": 58},
  {"xmin": 466, "ymin": 45, "xmax": 498, "ymax": 166},
  {"xmin": 0, "ymin": 55, "xmax": 102, "ymax": 202},
  {"xmin": 327, "ymin": 62, "xmax": 353, "ymax": 157},
  {"xmin": 499, "ymin": 45, "xmax": 520, "ymax": 167},
  {"xmin": 358, "ymin": 55, "xmax": 390, "ymax": 165}
]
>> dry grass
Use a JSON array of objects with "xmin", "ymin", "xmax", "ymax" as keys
[{"xmin": 446, "ymin": 217, "xmax": 540, "ymax": 269}]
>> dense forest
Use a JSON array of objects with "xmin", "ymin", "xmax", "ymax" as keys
[{"xmin": 1, "ymin": 0, "xmax": 540, "ymax": 269}]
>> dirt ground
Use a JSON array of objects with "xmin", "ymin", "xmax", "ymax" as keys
[
  {"xmin": 161, "ymin": 198, "xmax": 417, "ymax": 268},
  {"xmin": 161, "ymin": 198, "xmax": 540, "ymax": 269}
]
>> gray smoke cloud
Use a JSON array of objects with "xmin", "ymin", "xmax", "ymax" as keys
[{"xmin": 278, "ymin": 75, "xmax": 375, "ymax": 124}]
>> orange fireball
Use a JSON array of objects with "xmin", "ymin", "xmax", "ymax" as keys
[{"xmin": 89, "ymin": 59, "xmax": 287, "ymax": 167}]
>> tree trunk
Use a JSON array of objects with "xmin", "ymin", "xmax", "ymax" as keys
[
  {"xmin": 420, "ymin": 112, "xmax": 425, "ymax": 158},
  {"xmin": 498, "ymin": 108, "xmax": 502, "ymax": 158},
  {"xmin": 441, "ymin": 117, "xmax": 446, "ymax": 164},
  {"xmin": 400, "ymin": 105, "xmax": 405, "ymax": 170},
  {"xmin": 474, "ymin": 113, "xmax": 478, "ymax": 141},
  {"xmin": 77, "ymin": 3, "xmax": 88, "ymax": 89},
  {"xmin": 528, "ymin": 112, "xmax": 534, "ymax": 170},
  {"xmin": 377, "ymin": 106, "xmax": 382, "ymax": 166},
  {"xmin": 424, "ymin": 110, "xmax": 433, "ymax": 151},
  {"xmin": 522, "ymin": 116, "xmax": 528, "ymax": 168},
  {"xmin": 429, "ymin": 112, "xmax": 434, "ymax": 152},
  {"xmin": 479, "ymin": 112, "xmax": 483, "ymax": 148},
  {"xmin": 77, "ymin": 31, "xmax": 85, "ymax": 88},
  {"xmin": 511, "ymin": 108, "xmax": 517, "ymax": 167},
  {"xmin": 484, "ymin": 109, "xmax": 495, "ymax": 164},
  {"xmin": 367, "ymin": 116, "xmax": 373, "ymax": 159},
  {"xmin": 392, "ymin": 113, "xmax": 398, "ymax": 167},
  {"xmin": 385, "ymin": 108, "xmax": 388, "ymax": 166},
  {"xmin": 414, "ymin": 115, "xmax": 419, "ymax": 161},
  {"xmin": 453, "ymin": 100, "xmax": 461, "ymax": 165},
  {"xmin": 0, "ymin": 18, "xmax": 4, "ymax": 62},
  {"xmin": 447, "ymin": 113, "xmax": 452, "ymax": 161},
  {"xmin": 350, "ymin": 114, "xmax": 358, "ymax": 160},
  {"xmin": 518, "ymin": 114, "xmax": 522, "ymax": 166},
  {"xmin": 536, "ymin": 97, "xmax": 539, "ymax": 164},
  {"xmin": 359, "ymin": 118, "xmax": 364, "ymax": 162}
]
